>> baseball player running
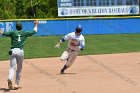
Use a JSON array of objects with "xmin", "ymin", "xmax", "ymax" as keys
[
  {"xmin": 0, "ymin": 20, "xmax": 38, "ymax": 89},
  {"xmin": 55, "ymin": 25, "xmax": 85, "ymax": 74}
]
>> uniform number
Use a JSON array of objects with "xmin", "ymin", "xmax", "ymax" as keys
[{"xmin": 18, "ymin": 35, "xmax": 21, "ymax": 41}]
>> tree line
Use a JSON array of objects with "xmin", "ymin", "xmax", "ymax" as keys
[
  {"xmin": 0, "ymin": 0, "xmax": 57, "ymax": 19},
  {"xmin": 0, "ymin": 0, "xmax": 139, "ymax": 20}
]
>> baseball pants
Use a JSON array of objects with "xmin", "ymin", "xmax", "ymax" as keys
[
  {"xmin": 8, "ymin": 48, "xmax": 24, "ymax": 85},
  {"xmin": 60, "ymin": 49, "xmax": 79, "ymax": 67}
]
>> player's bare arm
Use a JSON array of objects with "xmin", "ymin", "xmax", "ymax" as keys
[
  {"xmin": 34, "ymin": 20, "xmax": 39, "ymax": 32},
  {"xmin": 0, "ymin": 30, "xmax": 4, "ymax": 34}
]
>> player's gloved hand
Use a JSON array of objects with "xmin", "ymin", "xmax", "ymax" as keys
[
  {"xmin": 55, "ymin": 43, "xmax": 60, "ymax": 48},
  {"xmin": 80, "ymin": 48, "xmax": 84, "ymax": 51}
]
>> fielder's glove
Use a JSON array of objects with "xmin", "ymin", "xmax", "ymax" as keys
[{"xmin": 8, "ymin": 50, "xmax": 12, "ymax": 55}]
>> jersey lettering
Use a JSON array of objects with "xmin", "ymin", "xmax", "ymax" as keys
[{"xmin": 18, "ymin": 35, "xmax": 21, "ymax": 41}]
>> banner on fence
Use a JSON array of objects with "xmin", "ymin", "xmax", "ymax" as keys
[{"xmin": 57, "ymin": 0, "xmax": 139, "ymax": 16}]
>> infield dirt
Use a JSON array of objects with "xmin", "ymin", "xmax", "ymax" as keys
[{"xmin": 0, "ymin": 52, "xmax": 140, "ymax": 93}]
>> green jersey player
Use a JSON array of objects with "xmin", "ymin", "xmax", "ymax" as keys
[{"xmin": 0, "ymin": 20, "xmax": 38, "ymax": 89}]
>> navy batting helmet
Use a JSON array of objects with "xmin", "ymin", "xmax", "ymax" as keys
[
  {"xmin": 76, "ymin": 25, "xmax": 82, "ymax": 33},
  {"xmin": 16, "ymin": 21, "xmax": 22, "ymax": 30}
]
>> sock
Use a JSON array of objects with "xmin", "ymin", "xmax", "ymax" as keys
[{"xmin": 61, "ymin": 65, "xmax": 68, "ymax": 71}]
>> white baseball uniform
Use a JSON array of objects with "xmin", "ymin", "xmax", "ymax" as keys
[{"xmin": 60, "ymin": 32, "xmax": 85, "ymax": 67}]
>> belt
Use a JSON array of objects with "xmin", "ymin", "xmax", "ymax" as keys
[
  {"xmin": 11, "ymin": 48, "xmax": 23, "ymax": 50},
  {"xmin": 68, "ymin": 48, "xmax": 77, "ymax": 52}
]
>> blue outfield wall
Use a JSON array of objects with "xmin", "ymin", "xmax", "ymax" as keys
[{"xmin": 0, "ymin": 17, "xmax": 140, "ymax": 36}]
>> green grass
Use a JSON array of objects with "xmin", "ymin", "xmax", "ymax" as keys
[{"xmin": 0, "ymin": 34, "xmax": 140, "ymax": 60}]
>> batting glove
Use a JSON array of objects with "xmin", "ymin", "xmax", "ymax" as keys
[{"xmin": 55, "ymin": 44, "xmax": 60, "ymax": 48}]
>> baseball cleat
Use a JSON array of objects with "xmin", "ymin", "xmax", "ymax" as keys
[
  {"xmin": 14, "ymin": 84, "xmax": 21, "ymax": 90},
  {"xmin": 60, "ymin": 70, "xmax": 65, "ymax": 74},
  {"xmin": 7, "ymin": 79, "xmax": 13, "ymax": 90}
]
